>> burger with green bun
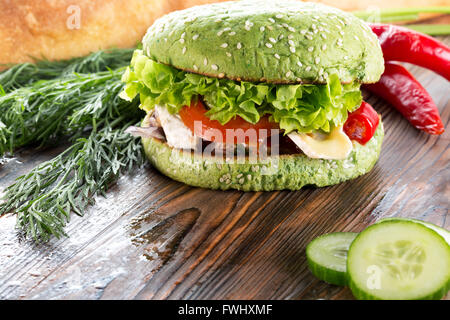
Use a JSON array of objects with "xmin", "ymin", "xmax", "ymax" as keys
[{"xmin": 121, "ymin": 0, "xmax": 385, "ymax": 191}]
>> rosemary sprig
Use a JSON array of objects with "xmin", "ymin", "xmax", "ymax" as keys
[
  {"xmin": 0, "ymin": 48, "xmax": 134, "ymax": 92},
  {"xmin": 0, "ymin": 118, "xmax": 143, "ymax": 240}
]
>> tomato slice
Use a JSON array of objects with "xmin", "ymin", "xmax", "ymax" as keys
[
  {"xmin": 344, "ymin": 101, "xmax": 380, "ymax": 145},
  {"xmin": 179, "ymin": 99, "xmax": 278, "ymax": 145}
]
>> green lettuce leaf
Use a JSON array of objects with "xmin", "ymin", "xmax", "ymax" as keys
[{"xmin": 121, "ymin": 50, "xmax": 362, "ymax": 133}]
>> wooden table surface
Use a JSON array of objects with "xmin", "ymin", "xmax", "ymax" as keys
[{"xmin": 0, "ymin": 36, "xmax": 448, "ymax": 301}]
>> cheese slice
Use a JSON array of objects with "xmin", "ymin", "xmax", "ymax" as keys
[
  {"xmin": 287, "ymin": 126, "xmax": 352, "ymax": 160},
  {"xmin": 155, "ymin": 105, "xmax": 197, "ymax": 149}
]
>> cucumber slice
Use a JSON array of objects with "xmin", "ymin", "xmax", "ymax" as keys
[
  {"xmin": 348, "ymin": 220, "xmax": 450, "ymax": 300},
  {"xmin": 306, "ymin": 232, "xmax": 358, "ymax": 286},
  {"xmin": 377, "ymin": 217, "xmax": 450, "ymax": 246}
]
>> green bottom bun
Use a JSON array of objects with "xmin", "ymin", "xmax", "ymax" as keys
[{"xmin": 142, "ymin": 122, "xmax": 384, "ymax": 191}]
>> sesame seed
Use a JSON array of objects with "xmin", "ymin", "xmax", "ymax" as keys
[
  {"xmin": 239, "ymin": 178, "xmax": 245, "ymax": 184},
  {"xmin": 218, "ymin": 73, "xmax": 225, "ymax": 78},
  {"xmin": 237, "ymin": 173, "xmax": 243, "ymax": 178},
  {"xmin": 321, "ymin": 33, "xmax": 327, "ymax": 39},
  {"xmin": 276, "ymin": 14, "xmax": 283, "ymax": 19},
  {"xmin": 192, "ymin": 34, "xmax": 199, "ymax": 40},
  {"xmin": 211, "ymin": 64, "xmax": 218, "ymax": 70},
  {"xmin": 193, "ymin": 65, "xmax": 198, "ymax": 71},
  {"xmin": 244, "ymin": 20, "xmax": 253, "ymax": 31},
  {"xmin": 219, "ymin": 177, "xmax": 224, "ymax": 183},
  {"xmin": 308, "ymin": 47, "xmax": 314, "ymax": 52},
  {"xmin": 223, "ymin": 27, "xmax": 231, "ymax": 31},
  {"xmin": 354, "ymin": 35, "xmax": 359, "ymax": 40},
  {"xmin": 237, "ymin": 42, "xmax": 242, "ymax": 49},
  {"xmin": 279, "ymin": 34, "xmax": 284, "ymax": 39},
  {"xmin": 340, "ymin": 31, "xmax": 345, "ymax": 36},
  {"xmin": 226, "ymin": 52, "xmax": 232, "ymax": 57},
  {"xmin": 315, "ymin": 57, "xmax": 320, "ymax": 64},
  {"xmin": 274, "ymin": 53, "xmax": 280, "ymax": 59},
  {"xmin": 182, "ymin": 47, "xmax": 186, "ymax": 54},
  {"xmin": 322, "ymin": 44, "xmax": 327, "ymax": 50},
  {"xmin": 306, "ymin": 35, "xmax": 313, "ymax": 40},
  {"xmin": 300, "ymin": 29, "xmax": 307, "ymax": 35},
  {"xmin": 312, "ymin": 24, "xmax": 317, "ymax": 29},
  {"xmin": 288, "ymin": 26, "xmax": 296, "ymax": 32},
  {"xmin": 319, "ymin": 68, "xmax": 324, "ymax": 75},
  {"xmin": 290, "ymin": 47, "xmax": 296, "ymax": 53},
  {"xmin": 204, "ymin": 58, "xmax": 208, "ymax": 65},
  {"xmin": 344, "ymin": 56, "xmax": 349, "ymax": 60},
  {"xmin": 268, "ymin": 17, "xmax": 275, "ymax": 23},
  {"xmin": 282, "ymin": 23, "xmax": 288, "ymax": 28},
  {"xmin": 221, "ymin": 43, "xmax": 228, "ymax": 48},
  {"xmin": 286, "ymin": 71, "xmax": 292, "ymax": 77},
  {"xmin": 229, "ymin": 31, "xmax": 236, "ymax": 36},
  {"xmin": 306, "ymin": 66, "xmax": 312, "ymax": 71},
  {"xmin": 288, "ymin": 34, "xmax": 294, "ymax": 39},
  {"xmin": 247, "ymin": 174, "xmax": 252, "ymax": 180},
  {"xmin": 164, "ymin": 38, "xmax": 167, "ymax": 42},
  {"xmin": 181, "ymin": 32, "xmax": 185, "ymax": 39},
  {"xmin": 215, "ymin": 19, "xmax": 222, "ymax": 23},
  {"xmin": 314, "ymin": 15, "xmax": 320, "ymax": 19},
  {"xmin": 288, "ymin": 40, "xmax": 295, "ymax": 46},
  {"xmin": 265, "ymin": 43, "xmax": 273, "ymax": 48},
  {"xmin": 217, "ymin": 31, "xmax": 223, "ymax": 36},
  {"xmin": 269, "ymin": 37, "xmax": 277, "ymax": 43},
  {"xmin": 297, "ymin": 61, "xmax": 303, "ymax": 67},
  {"xmin": 179, "ymin": 38, "xmax": 185, "ymax": 44},
  {"xmin": 267, "ymin": 25, "xmax": 273, "ymax": 30},
  {"xmin": 260, "ymin": 26, "xmax": 265, "ymax": 32}
]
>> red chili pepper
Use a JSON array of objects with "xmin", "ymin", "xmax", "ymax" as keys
[
  {"xmin": 370, "ymin": 23, "xmax": 450, "ymax": 81},
  {"xmin": 364, "ymin": 62, "xmax": 444, "ymax": 135},
  {"xmin": 344, "ymin": 101, "xmax": 379, "ymax": 145}
]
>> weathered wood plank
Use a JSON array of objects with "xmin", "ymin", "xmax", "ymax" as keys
[{"xmin": 0, "ymin": 37, "xmax": 448, "ymax": 300}]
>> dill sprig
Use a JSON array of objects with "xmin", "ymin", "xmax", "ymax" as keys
[
  {"xmin": 0, "ymin": 73, "xmax": 144, "ymax": 240},
  {"xmin": 0, "ymin": 118, "xmax": 143, "ymax": 240},
  {"xmin": 0, "ymin": 48, "xmax": 147, "ymax": 240},
  {"xmin": 0, "ymin": 69, "xmax": 129, "ymax": 155},
  {"xmin": 0, "ymin": 48, "xmax": 134, "ymax": 92}
]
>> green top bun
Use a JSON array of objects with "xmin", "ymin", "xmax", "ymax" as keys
[{"xmin": 142, "ymin": 0, "xmax": 384, "ymax": 84}]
